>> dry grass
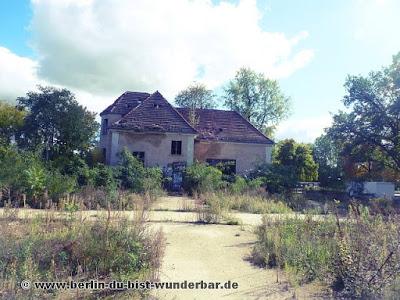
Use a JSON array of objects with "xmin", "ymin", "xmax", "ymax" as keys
[{"xmin": 0, "ymin": 207, "xmax": 165, "ymax": 299}]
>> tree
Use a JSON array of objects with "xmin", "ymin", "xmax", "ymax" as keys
[
  {"xmin": 327, "ymin": 52, "xmax": 400, "ymax": 172},
  {"xmin": 16, "ymin": 86, "xmax": 98, "ymax": 160},
  {"xmin": 274, "ymin": 139, "xmax": 318, "ymax": 182},
  {"xmin": 224, "ymin": 68, "xmax": 290, "ymax": 135},
  {"xmin": 175, "ymin": 82, "xmax": 216, "ymax": 109},
  {"xmin": 313, "ymin": 134, "xmax": 344, "ymax": 188},
  {"xmin": 0, "ymin": 101, "xmax": 26, "ymax": 144}
]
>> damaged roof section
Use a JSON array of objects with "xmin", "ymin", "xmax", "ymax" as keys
[
  {"xmin": 100, "ymin": 91, "xmax": 150, "ymax": 116},
  {"xmin": 100, "ymin": 90, "xmax": 273, "ymax": 144},
  {"xmin": 111, "ymin": 91, "xmax": 197, "ymax": 134},
  {"xmin": 176, "ymin": 108, "xmax": 273, "ymax": 145}
]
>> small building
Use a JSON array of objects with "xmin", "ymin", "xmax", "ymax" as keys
[
  {"xmin": 347, "ymin": 181, "xmax": 395, "ymax": 199},
  {"xmin": 99, "ymin": 91, "xmax": 273, "ymax": 180}
]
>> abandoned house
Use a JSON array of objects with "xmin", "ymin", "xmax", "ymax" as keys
[{"xmin": 99, "ymin": 91, "xmax": 273, "ymax": 187}]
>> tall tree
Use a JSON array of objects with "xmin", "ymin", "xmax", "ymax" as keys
[
  {"xmin": 327, "ymin": 52, "xmax": 400, "ymax": 172},
  {"xmin": 224, "ymin": 68, "xmax": 290, "ymax": 135},
  {"xmin": 274, "ymin": 139, "xmax": 318, "ymax": 182},
  {"xmin": 313, "ymin": 134, "xmax": 344, "ymax": 188},
  {"xmin": 175, "ymin": 82, "xmax": 216, "ymax": 109},
  {"xmin": 16, "ymin": 86, "xmax": 98, "ymax": 160},
  {"xmin": 0, "ymin": 101, "xmax": 26, "ymax": 144}
]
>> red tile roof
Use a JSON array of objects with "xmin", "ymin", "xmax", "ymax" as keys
[
  {"xmin": 111, "ymin": 91, "xmax": 197, "ymax": 134},
  {"xmin": 100, "ymin": 91, "xmax": 273, "ymax": 144},
  {"xmin": 176, "ymin": 108, "xmax": 273, "ymax": 144}
]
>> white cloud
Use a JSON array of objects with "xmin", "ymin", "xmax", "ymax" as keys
[
  {"xmin": 0, "ymin": 46, "xmax": 111, "ymax": 112},
  {"xmin": 1, "ymin": 0, "xmax": 315, "ymax": 141},
  {"xmin": 275, "ymin": 115, "xmax": 333, "ymax": 143},
  {"xmin": 29, "ymin": 0, "xmax": 313, "ymax": 99},
  {"xmin": 0, "ymin": 47, "xmax": 42, "ymax": 101}
]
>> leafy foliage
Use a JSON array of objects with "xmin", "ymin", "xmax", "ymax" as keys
[
  {"xmin": 327, "ymin": 52, "xmax": 400, "ymax": 173},
  {"xmin": 175, "ymin": 82, "xmax": 216, "ymax": 109},
  {"xmin": 0, "ymin": 102, "xmax": 25, "ymax": 144},
  {"xmin": 313, "ymin": 134, "xmax": 344, "ymax": 188},
  {"xmin": 183, "ymin": 162, "xmax": 223, "ymax": 195},
  {"xmin": 274, "ymin": 139, "xmax": 318, "ymax": 182},
  {"xmin": 250, "ymin": 163, "xmax": 298, "ymax": 193},
  {"xmin": 224, "ymin": 68, "xmax": 290, "ymax": 135},
  {"xmin": 115, "ymin": 148, "xmax": 162, "ymax": 195},
  {"xmin": 16, "ymin": 86, "xmax": 98, "ymax": 160}
]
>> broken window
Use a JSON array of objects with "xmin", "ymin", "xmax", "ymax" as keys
[
  {"xmin": 132, "ymin": 151, "xmax": 145, "ymax": 164},
  {"xmin": 171, "ymin": 141, "xmax": 182, "ymax": 155}
]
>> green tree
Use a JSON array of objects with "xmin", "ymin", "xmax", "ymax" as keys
[
  {"xmin": 313, "ymin": 134, "xmax": 344, "ymax": 188},
  {"xmin": 327, "ymin": 52, "xmax": 400, "ymax": 172},
  {"xmin": 274, "ymin": 139, "xmax": 318, "ymax": 182},
  {"xmin": 16, "ymin": 86, "xmax": 98, "ymax": 160},
  {"xmin": 175, "ymin": 82, "xmax": 216, "ymax": 109},
  {"xmin": 0, "ymin": 102, "xmax": 26, "ymax": 144},
  {"xmin": 224, "ymin": 68, "xmax": 290, "ymax": 135}
]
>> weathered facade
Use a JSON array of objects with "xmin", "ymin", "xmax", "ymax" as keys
[{"xmin": 99, "ymin": 91, "xmax": 273, "ymax": 177}]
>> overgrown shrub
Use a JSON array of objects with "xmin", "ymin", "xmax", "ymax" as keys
[
  {"xmin": 46, "ymin": 169, "xmax": 77, "ymax": 200},
  {"xmin": 183, "ymin": 162, "xmax": 223, "ymax": 195},
  {"xmin": 0, "ymin": 214, "xmax": 165, "ymax": 299},
  {"xmin": 252, "ymin": 206, "xmax": 400, "ymax": 298},
  {"xmin": 252, "ymin": 215, "xmax": 336, "ymax": 283},
  {"xmin": 333, "ymin": 206, "xmax": 400, "ymax": 298},
  {"xmin": 88, "ymin": 163, "xmax": 117, "ymax": 192},
  {"xmin": 228, "ymin": 176, "xmax": 263, "ymax": 194},
  {"xmin": 115, "ymin": 149, "xmax": 163, "ymax": 197},
  {"xmin": 249, "ymin": 163, "xmax": 298, "ymax": 194}
]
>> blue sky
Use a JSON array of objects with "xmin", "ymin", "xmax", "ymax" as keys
[{"xmin": 1, "ymin": 0, "xmax": 399, "ymax": 142}]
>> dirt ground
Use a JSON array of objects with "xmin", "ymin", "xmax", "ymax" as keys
[
  {"xmin": 0, "ymin": 196, "xmax": 328, "ymax": 299},
  {"xmin": 150, "ymin": 196, "xmax": 327, "ymax": 300}
]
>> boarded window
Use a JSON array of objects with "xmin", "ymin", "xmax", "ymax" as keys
[
  {"xmin": 132, "ymin": 151, "xmax": 145, "ymax": 164},
  {"xmin": 171, "ymin": 141, "xmax": 182, "ymax": 155},
  {"xmin": 101, "ymin": 118, "xmax": 108, "ymax": 135},
  {"xmin": 206, "ymin": 159, "xmax": 236, "ymax": 175}
]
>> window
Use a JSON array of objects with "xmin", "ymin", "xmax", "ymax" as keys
[
  {"xmin": 101, "ymin": 118, "xmax": 108, "ymax": 135},
  {"xmin": 206, "ymin": 159, "xmax": 236, "ymax": 175},
  {"xmin": 132, "ymin": 151, "xmax": 145, "ymax": 164},
  {"xmin": 171, "ymin": 141, "xmax": 182, "ymax": 155}
]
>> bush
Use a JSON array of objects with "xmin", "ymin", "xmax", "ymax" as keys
[
  {"xmin": 183, "ymin": 162, "xmax": 223, "ymax": 195},
  {"xmin": 115, "ymin": 149, "xmax": 162, "ymax": 196},
  {"xmin": 249, "ymin": 163, "xmax": 297, "ymax": 194},
  {"xmin": 228, "ymin": 176, "xmax": 263, "ymax": 194},
  {"xmin": 88, "ymin": 163, "xmax": 117, "ymax": 192},
  {"xmin": 0, "ymin": 214, "xmax": 165, "ymax": 299},
  {"xmin": 46, "ymin": 169, "xmax": 77, "ymax": 200},
  {"xmin": 115, "ymin": 149, "xmax": 146, "ymax": 192}
]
